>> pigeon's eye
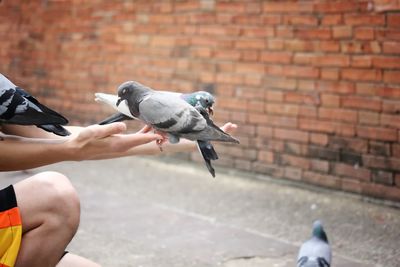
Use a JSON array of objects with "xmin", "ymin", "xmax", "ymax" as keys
[
  {"xmin": 122, "ymin": 88, "xmax": 127, "ymax": 94},
  {"xmin": 205, "ymin": 99, "xmax": 209, "ymax": 103}
]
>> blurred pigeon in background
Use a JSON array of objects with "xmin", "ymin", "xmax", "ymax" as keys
[
  {"xmin": 0, "ymin": 73, "xmax": 70, "ymax": 136},
  {"xmin": 297, "ymin": 220, "xmax": 331, "ymax": 267},
  {"xmin": 96, "ymin": 89, "xmax": 221, "ymax": 177}
]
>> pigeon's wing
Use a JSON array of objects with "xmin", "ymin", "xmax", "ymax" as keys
[
  {"xmin": 138, "ymin": 93, "xmax": 207, "ymax": 133},
  {"xmin": 181, "ymin": 108, "xmax": 240, "ymax": 143},
  {"xmin": 95, "ymin": 92, "xmax": 135, "ymax": 119},
  {"xmin": 297, "ymin": 238, "xmax": 331, "ymax": 267},
  {"xmin": 1, "ymin": 88, "xmax": 65, "ymax": 125},
  {"xmin": 15, "ymin": 87, "xmax": 68, "ymax": 124}
]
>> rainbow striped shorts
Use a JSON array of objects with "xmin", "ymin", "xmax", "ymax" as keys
[{"xmin": 0, "ymin": 186, "xmax": 22, "ymax": 267}]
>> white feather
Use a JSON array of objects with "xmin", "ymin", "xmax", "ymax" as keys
[{"xmin": 94, "ymin": 93, "xmax": 135, "ymax": 119}]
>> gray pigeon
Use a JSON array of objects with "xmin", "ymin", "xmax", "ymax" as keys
[
  {"xmin": 96, "ymin": 90, "xmax": 220, "ymax": 177},
  {"xmin": 0, "ymin": 73, "xmax": 70, "ymax": 136},
  {"xmin": 115, "ymin": 80, "xmax": 239, "ymax": 145},
  {"xmin": 297, "ymin": 220, "xmax": 331, "ymax": 267}
]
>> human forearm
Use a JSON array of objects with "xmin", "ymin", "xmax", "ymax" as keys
[{"xmin": 0, "ymin": 135, "xmax": 72, "ymax": 171}]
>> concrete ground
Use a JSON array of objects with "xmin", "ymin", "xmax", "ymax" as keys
[{"xmin": 1, "ymin": 157, "xmax": 399, "ymax": 267}]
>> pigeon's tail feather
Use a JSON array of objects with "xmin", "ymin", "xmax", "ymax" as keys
[
  {"xmin": 197, "ymin": 140, "xmax": 218, "ymax": 178},
  {"xmin": 198, "ymin": 140, "xmax": 218, "ymax": 160},
  {"xmin": 201, "ymin": 125, "xmax": 240, "ymax": 144},
  {"xmin": 38, "ymin": 124, "xmax": 71, "ymax": 136},
  {"xmin": 98, "ymin": 113, "xmax": 133, "ymax": 125}
]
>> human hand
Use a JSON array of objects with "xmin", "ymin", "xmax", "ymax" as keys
[{"xmin": 66, "ymin": 122, "xmax": 162, "ymax": 160}]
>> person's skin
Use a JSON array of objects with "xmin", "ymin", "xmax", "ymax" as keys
[{"xmin": 0, "ymin": 122, "xmax": 237, "ymax": 267}]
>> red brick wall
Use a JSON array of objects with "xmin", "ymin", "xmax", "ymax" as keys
[{"xmin": 1, "ymin": 0, "xmax": 400, "ymax": 202}]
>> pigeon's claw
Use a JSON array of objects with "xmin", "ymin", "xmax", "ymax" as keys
[{"xmin": 154, "ymin": 130, "xmax": 168, "ymax": 151}]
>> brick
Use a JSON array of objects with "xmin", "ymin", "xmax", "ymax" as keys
[
  {"xmin": 303, "ymin": 171, "xmax": 341, "ymax": 189},
  {"xmin": 342, "ymin": 96, "xmax": 382, "ymax": 111},
  {"xmin": 333, "ymin": 163, "xmax": 371, "ymax": 182},
  {"xmin": 314, "ymin": 1, "xmax": 368, "ymax": 13},
  {"xmin": 235, "ymin": 40, "xmax": 265, "ymax": 50},
  {"xmin": 281, "ymin": 66, "xmax": 319, "ymax": 79},
  {"xmin": 235, "ymin": 63, "xmax": 265, "ymax": 74},
  {"xmin": 369, "ymin": 141, "xmax": 391, "ymax": 157},
  {"xmin": 264, "ymin": 115, "xmax": 298, "ymax": 128},
  {"xmin": 310, "ymin": 133, "xmax": 329, "ymax": 146},
  {"xmin": 295, "ymin": 28, "xmax": 332, "ymax": 40},
  {"xmin": 316, "ymin": 81, "xmax": 355, "ymax": 94},
  {"xmin": 396, "ymin": 174, "xmax": 400, "ymax": 187},
  {"xmin": 214, "ymin": 49, "xmax": 240, "ymax": 60},
  {"xmin": 321, "ymin": 14, "xmax": 342, "ymax": 25},
  {"xmin": 284, "ymin": 167, "xmax": 302, "ymax": 180},
  {"xmin": 351, "ymin": 56, "xmax": 372, "ymax": 68},
  {"xmin": 281, "ymin": 154, "xmax": 310, "ymax": 169},
  {"xmin": 261, "ymin": 51, "xmax": 292, "ymax": 64},
  {"xmin": 263, "ymin": 2, "xmax": 313, "ymax": 13},
  {"xmin": 384, "ymin": 71, "xmax": 400, "ymax": 84},
  {"xmin": 377, "ymin": 87, "xmax": 400, "ymax": 99},
  {"xmin": 372, "ymin": 171, "xmax": 394, "ymax": 186},
  {"xmin": 382, "ymin": 100, "xmax": 400, "ymax": 114},
  {"xmin": 359, "ymin": 111, "xmax": 380, "ymax": 125},
  {"xmin": 283, "ymin": 15, "xmax": 318, "ymax": 26},
  {"xmin": 284, "ymin": 142, "xmax": 308, "ymax": 155},
  {"xmin": 252, "ymin": 162, "xmax": 283, "ymax": 177},
  {"xmin": 265, "ymin": 90, "xmax": 284, "ymax": 102},
  {"xmin": 344, "ymin": 14, "xmax": 385, "ymax": 26},
  {"xmin": 276, "ymin": 26, "xmax": 294, "ymax": 38},
  {"xmin": 321, "ymin": 94, "xmax": 340, "ymax": 107},
  {"xmin": 388, "ymin": 13, "xmax": 400, "ymax": 27},
  {"xmin": 313, "ymin": 55, "xmax": 350, "ymax": 67},
  {"xmin": 354, "ymin": 27, "xmax": 374, "ymax": 40},
  {"xmin": 257, "ymin": 126, "xmax": 273, "ymax": 137},
  {"xmin": 267, "ymin": 39, "xmax": 285, "ymax": 50},
  {"xmin": 319, "ymin": 41, "xmax": 341, "ymax": 52},
  {"xmin": 284, "ymin": 40, "xmax": 315, "ymax": 52},
  {"xmin": 383, "ymin": 42, "xmax": 400, "ymax": 54},
  {"xmin": 381, "ymin": 114, "xmax": 400, "ymax": 129},
  {"xmin": 333, "ymin": 26, "xmax": 353, "ymax": 39},
  {"xmin": 284, "ymin": 92, "xmax": 320, "ymax": 105},
  {"xmin": 329, "ymin": 137, "xmax": 368, "ymax": 153},
  {"xmin": 299, "ymin": 118, "xmax": 335, "ymax": 134},
  {"xmin": 299, "ymin": 106, "xmax": 317, "ymax": 118},
  {"xmin": 342, "ymin": 68, "xmax": 382, "ymax": 82},
  {"xmin": 310, "ymin": 159, "xmax": 330, "ymax": 173},
  {"xmin": 266, "ymin": 103, "xmax": 299, "ymax": 116},
  {"xmin": 242, "ymin": 27, "xmax": 274, "ymax": 38},
  {"xmin": 319, "ymin": 108, "xmax": 358, "ymax": 123},
  {"xmin": 258, "ymin": 150, "xmax": 274, "ymax": 163},
  {"xmin": 373, "ymin": 56, "xmax": 400, "ymax": 69},
  {"xmin": 273, "ymin": 128, "xmax": 309, "ymax": 143},
  {"xmin": 341, "ymin": 178, "xmax": 362, "ymax": 194},
  {"xmin": 321, "ymin": 69, "xmax": 339, "ymax": 80},
  {"xmin": 357, "ymin": 126, "xmax": 398, "ymax": 142},
  {"xmin": 308, "ymin": 145, "xmax": 340, "ymax": 161}
]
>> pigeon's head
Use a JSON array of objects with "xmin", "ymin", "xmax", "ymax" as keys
[
  {"xmin": 116, "ymin": 81, "xmax": 150, "ymax": 107},
  {"xmin": 187, "ymin": 91, "xmax": 215, "ymax": 115},
  {"xmin": 312, "ymin": 220, "xmax": 328, "ymax": 243}
]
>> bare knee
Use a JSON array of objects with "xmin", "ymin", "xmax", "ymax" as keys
[
  {"xmin": 15, "ymin": 171, "xmax": 80, "ymax": 235},
  {"xmin": 36, "ymin": 172, "xmax": 80, "ymax": 233}
]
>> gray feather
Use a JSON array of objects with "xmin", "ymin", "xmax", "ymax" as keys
[{"xmin": 297, "ymin": 221, "xmax": 331, "ymax": 267}]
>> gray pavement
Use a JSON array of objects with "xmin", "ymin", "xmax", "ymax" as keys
[{"xmin": 1, "ymin": 157, "xmax": 399, "ymax": 267}]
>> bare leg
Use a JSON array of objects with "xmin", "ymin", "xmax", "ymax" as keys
[
  {"xmin": 56, "ymin": 253, "xmax": 101, "ymax": 267},
  {"xmin": 14, "ymin": 172, "xmax": 81, "ymax": 267}
]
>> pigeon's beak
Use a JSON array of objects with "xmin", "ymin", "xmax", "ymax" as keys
[
  {"xmin": 208, "ymin": 107, "xmax": 214, "ymax": 116},
  {"xmin": 116, "ymin": 98, "xmax": 122, "ymax": 107}
]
